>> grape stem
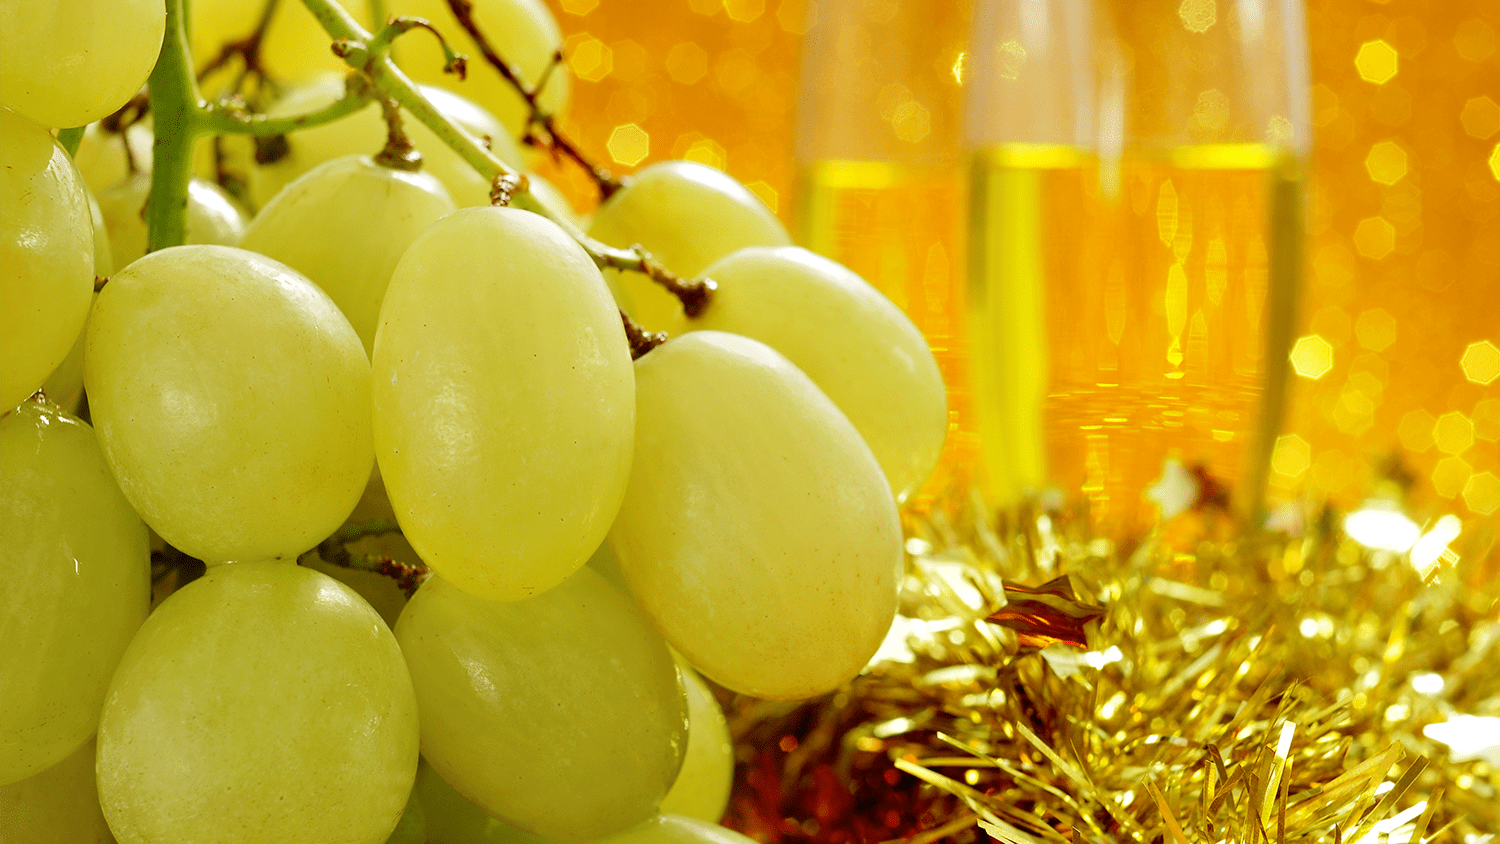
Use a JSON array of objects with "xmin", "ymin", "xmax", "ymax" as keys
[
  {"xmin": 144, "ymin": 0, "xmax": 373, "ymax": 250},
  {"xmin": 621, "ymin": 310, "xmax": 667, "ymax": 359},
  {"xmin": 440, "ymin": 0, "xmax": 624, "ymax": 200},
  {"xmin": 366, "ymin": 17, "xmax": 469, "ymax": 80},
  {"xmin": 302, "ymin": 519, "xmax": 431, "ymax": 598},
  {"xmin": 298, "ymin": 0, "xmax": 717, "ymax": 317},
  {"xmin": 195, "ymin": 0, "xmax": 280, "ymax": 92}
]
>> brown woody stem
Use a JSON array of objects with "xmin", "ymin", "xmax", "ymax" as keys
[
  {"xmin": 620, "ymin": 310, "xmax": 667, "ymax": 359},
  {"xmin": 372, "ymin": 96, "xmax": 423, "ymax": 171},
  {"xmin": 305, "ymin": 519, "xmax": 431, "ymax": 598},
  {"xmin": 598, "ymin": 246, "xmax": 717, "ymax": 318},
  {"xmin": 442, "ymin": 0, "xmax": 624, "ymax": 199}
]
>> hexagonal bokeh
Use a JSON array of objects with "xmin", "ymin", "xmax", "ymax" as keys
[
  {"xmin": 1432, "ymin": 456, "xmax": 1472, "ymax": 499},
  {"xmin": 607, "ymin": 123, "xmax": 649, "ymax": 166},
  {"xmin": 1354, "ymin": 40, "xmax": 1399, "ymax": 84},
  {"xmin": 1461, "ymin": 96, "xmax": 1500, "ymax": 140},
  {"xmin": 1352, "ymin": 309, "xmax": 1396, "ymax": 352},
  {"xmin": 1364, "ymin": 141, "xmax": 1408, "ymax": 185},
  {"xmin": 1291, "ymin": 335, "xmax": 1335, "ymax": 380},
  {"xmin": 1464, "ymin": 471, "xmax": 1500, "ymax": 515},
  {"xmin": 1433, "ymin": 411, "xmax": 1475, "ymax": 456},
  {"xmin": 1397, "ymin": 409, "xmax": 1436, "ymax": 453},
  {"xmin": 1352, "ymin": 216, "xmax": 1396, "ymax": 259},
  {"xmin": 1272, "ymin": 434, "xmax": 1311, "ymax": 478},
  {"xmin": 1461, "ymin": 340, "xmax": 1500, "ymax": 385}
]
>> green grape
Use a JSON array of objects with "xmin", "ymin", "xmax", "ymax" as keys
[
  {"xmin": 413, "ymin": 760, "xmax": 550, "ymax": 844},
  {"xmin": 0, "ymin": 108, "xmax": 93, "ymax": 412},
  {"xmin": 85, "ymin": 245, "xmax": 373, "ymax": 564},
  {"xmin": 609, "ymin": 332, "xmax": 902, "ymax": 701},
  {"xmin": 96, "ymin": 173, "xmax": 247, "ymax": 268},
  {"xmin": 395, "ymin": 568, "xmax": 688, "ymax": 840},
  {"xmin": 42, "ymin": 191, "xmax": 112, "ymax": 416},
  {"xmin": 587, "ymin": 160, "xmax": 791, "ymax": 335},
  {"xmin": 249, "ymin": 74, "xmax": 525, "ymax": 209},
  {"xmin": 391, "ymin": 0, "xmax": 570, "ymax": 145},
  {"xmin": 240, "ymin": 155, "xmax": 457, "ymax": 357},
  {"xmin": 0, "ymin": 399, "xmax": 149, "ymax": 786},
  {"xmin": 384, "ymin": 790, "xmax": 427, "ymax": 844},
  {"xmin": 191, "ymin": 0, "xmax": 369, "ymax": 88},
  {"xmin": 374, "ymin": 207, "xmax": 633, "ymax": 601},
  {"xmin": 0, "ymin": 0, "xmax": 164, "ymax": 128},
  {"xmin": 97, "ymin": 562, "xmax": 419, "ymax": 844},
  {"xmin": 690, "ymin": 246, "xmax": 947, "ymax": 503},
  {"xmin": 73, "ymin": 122, "xmax": 155, "ymax": 194},
  {"xmin": 660, "ymin": 665, "xmax": 734, "ymax": 822},
  {"xmin": 592, "ymin": 815, "xmax": 760, "ymax": 844},
  {"xmin": 0, "ymin": 739, "xmax": 116, "ymax": 844}
]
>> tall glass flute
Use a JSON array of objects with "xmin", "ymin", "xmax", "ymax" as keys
[
  {"xmin": 793, "ymin": 0, "xmax": 974, "ymax": 506},
  {"xmin": 965, "ymin": 0, "xmax": 1311, "ymax": 534}
]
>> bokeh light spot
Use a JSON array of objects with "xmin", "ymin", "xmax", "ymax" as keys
[
  {"xmin": 1432, "ymin": 456, "xmax": 1473, "ymax": 499},
  {"xmin": 565, "ymin": 33, "xmax": 613, "ymax": 82},
  {"xmin": 1398, "ymin": 409, "xmax": 1436, "ymax": 453},
  {"xmin": 1364, "ymin": 140, "xmax": 1408, "ymax": 185},
  {"xmin": 1473, "ymin": 399, "xmax": 1500, "ymax": 443},
  {"xmin": 723, "ymin": 0, "xmax": 765, "ymax": 23},
  {"xmin": 1461, "ymin": 96, "xmax": 1500, "ymax": 140},
  {"xmin": 1272, "ymin": 434, "xmax": 1311, "ymax": 478},
  {"xmin": 1179, "ymin": 0, "xmax": 1217, "ymax": 33},
  {"xmin": 665, "ymin": 42, "xmax": 708, "ymax": 85},
  {"xmin": 1464, "ymin": 472, "xmax": 1500, "ymax": 515},
  {"xmin": 745, "ymin": 180, "xmax": 778, "ymax": 214},
  {"xmin": 1489, "ymin": 144, "xmax": 1500, "ymax": 181},
  {"xmin": 679, "ymin": 135, "xmax": 726, "ymax": 169},
  {"xmin": 892, "ymin": 100, "xmax": 932, "ymax": 143},
  {"xmin": 1454, "ymin": 18, "xmax": 1497, "ymax": 63},
  {"xmin": 1354, "ymin": 308, "xmax": 1397, "ymax": 351},
  {"xmin": 1291, "ymin": 335, "xmax": 1334, "ymax": 379},
  {"xmin": 607, "ymin": 123, "xmax": 649, "ymax": 167},
  {"xmin": 1355, "ymin": 40, "xmax": 1399, "ymax": 84},
  {"xmin": 558, "ymin": 0, "xmax": 598, "ymax": 15},
  {"xmin": 1461, "ymin": 340, "xmax": 1500, "ymax": 385},
  {"xmin": 1353, "ymin": 216, "xmax": 1396, "ymax": 259},
  {"xmin": 1193, "ymin": 89, "xmax": 1230, "ymax": 134},
  {"xmin": 1433, "ymin": 411, "xmax": 1474, "ymax": 455}
]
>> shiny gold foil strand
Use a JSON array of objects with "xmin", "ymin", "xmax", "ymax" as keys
[{"xmin": 725, "ymin": 496, "xmax": 1500, "ymax": 841}]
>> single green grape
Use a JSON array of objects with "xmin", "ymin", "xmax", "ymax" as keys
[
  {"xmin": 413, "ymin": 760, "xmax": 550, "ymax": 844},
  {"xmin": 0, "ymin": 0, "xmax": 165, "ymax": 128},
  {"xmin": 374, "ymin": 207, "xmax": 634, "ymax": 601},
  {"xmin": 690, "ymin": 246, "xmax": 947, "ymax": 503},
  {"xmin": 0, "ymin": 108, "xmax": 94, "ymax": 412},
  {"xmin": 591, "ymin": 815, "xmax": 761, "ymax": 844},
  {"xmin": 71, "ymin": 122, "xmax": 155, "ymax": 194},
  {"xmin": 249, "ymin": 74, "xmax": 525, "ymax": 209},
  {"xmin": 96, "ymin": 562, "xmax": 419, "ymax": 844},
  {"xmin": 240, "ymin": 155, "xmax": 457, "ymax": 357},
  {"xmin": 384, "ymin": 790, "xmax": 427, "ymax": 844},
  {"xmin": 660, "ymin": 664, "xmax": 734, "ymax": 822},
  {"xmin": 587, "ymin": 160, "xmax": 791, "ymax": 335},
  {"xmin": 0, "ymin": 739, "xmax": 115, "ymax": 844},
  {"xmin": 191, "ymin": 0, "xmax": 369, "ymax": 88},
  {"xmin": 96, "ymin": 173, "xmax": 246, "ymax": 268},
  {"xmin": 609, "ymin": 332, "xmax": 903, "ymax": 700},
  {"xmin": 395, "ymin": 568, "xmax": 688, "ymax": 840},
  {"xmin": 85, "ymin": 245, "xmax": 373, "ymax": 564},
  {"xmin": 41, "ymin": 188, "xmax": 112, "ymax": 416},
  {"xmin": 391, "ymin": 0, "xmax": 570, "ymax": 146},
  {"xmin": 0, "ymin": 399, "xmax": 149, "ymax": 786}
]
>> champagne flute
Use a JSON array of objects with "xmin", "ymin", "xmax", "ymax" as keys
[{"xmin": 965, "ymin": 0, "xmax": 1311, "ymax": 533}]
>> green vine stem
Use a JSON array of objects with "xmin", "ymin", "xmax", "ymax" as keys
[{"xmin": 299, "ymin": 0, "xmax": 714, "ymax": 316}]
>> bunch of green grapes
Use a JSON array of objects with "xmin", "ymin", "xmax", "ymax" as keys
[{"xmin": 0, "ymin": 0, "xmax": 951, "ymax": 841}]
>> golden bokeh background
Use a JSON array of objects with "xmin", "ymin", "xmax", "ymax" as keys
[{"xmin": 534, "ymin": 0, "xmax": 1498, "ymax": 521}]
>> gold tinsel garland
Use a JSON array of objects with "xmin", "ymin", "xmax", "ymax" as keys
[{"xmin": 721, "ymin": 488, "xmax": 1500, "ymax": 843}]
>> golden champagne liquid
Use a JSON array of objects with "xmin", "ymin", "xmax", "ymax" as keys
[
  {"xmin": 795, "ymin": 160, "xmax": 974, "ymax": 508},
  {"xmin": 968, "ymin": 143, "xmax": 1303, "ymax": 534}
]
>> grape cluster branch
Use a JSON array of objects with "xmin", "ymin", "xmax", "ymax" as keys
[
  {"xmin": 442, "ymin": 0, "xmax": 624, "ymax": 199},
  {"xmin": 302, "ymin": 519, "xmax": 431, "ymax": 598},
  {"xmin": 620, "ymin": 310, "xmax": 667, "ymax": 359}
]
